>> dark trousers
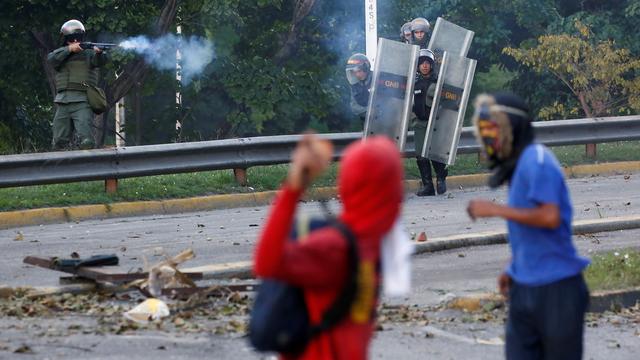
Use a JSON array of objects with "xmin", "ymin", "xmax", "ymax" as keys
[
  {"xmin": 506, "ymin": 274, "xmax": 589, "ymax": 360},
  {"xmin": 416, "ymin": 157, "xmax": 447, "ymax": 182}
]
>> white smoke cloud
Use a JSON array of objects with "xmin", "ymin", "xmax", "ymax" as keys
[{"xmin": 119, "ymin": 34, "xmax": 215, "ymax": 85}]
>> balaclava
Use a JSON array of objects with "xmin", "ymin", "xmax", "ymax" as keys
[
  {"xmin": 473, "ymin": 92, "xmax": 535, "ymax": 188},
  {"xmin": 338, "ymin": 137, "xmax": 403, "ymax": 259}
]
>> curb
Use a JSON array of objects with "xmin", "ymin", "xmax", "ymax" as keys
[
  {"xmin": 588, "ymin": 287, "xmax": 640, "ymax": 312},
  {"xmin": 11, "ymin": 216, "xmax": 640, "ymax": 298},
  {"xmin": 175, "ymin": 214, "xmax": 640, "ymax": 281},
  {"xmin": 413, "ymin": 214, "xmax": 640, "ymax": 255},
  {"xmin": 447, "ymin": 287, "xmax": 640, "ymax": 314},
  {"xmin": 1, "ymin": 161, "xmax": 639, "ymax": 230}
]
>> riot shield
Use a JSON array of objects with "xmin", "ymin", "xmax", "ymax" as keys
[
  {"xmin": 421, "ymin": 51, "xmax": 477, "ymax": 165},
  {"xmin": 363, "ymin": 38, "xmax": 419, "ymax": 149},
  {"xmin": 427, "ymin": 17, "xmax": 475, "ymax": 73}
]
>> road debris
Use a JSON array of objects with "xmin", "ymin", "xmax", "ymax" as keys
[
  {"xmin": 13, "ymin": 344, "xmax": 33, "ymax": 354},
  {"xmin": 0, "ymin": 287, "xmax": 15, "ymax": 299},
  {"xmin": 446, "ymin": 293, "xmax": 504, "ymax": 313},
  {"xmin": 124, "ymin": 298, "xmax": 170, "ymax": 323},
  {"xmin": 131, "ymin": 249, "xmax": 198, "ymax": 298}
]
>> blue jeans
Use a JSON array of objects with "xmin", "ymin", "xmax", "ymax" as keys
[{"xmin": 506, "ymin": 274, "xmax": 589, "ymax": 360}]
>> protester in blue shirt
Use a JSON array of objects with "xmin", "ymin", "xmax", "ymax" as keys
[{"xmin": 466, "ymin": 92, "xmax": 590, "ymax": 360}]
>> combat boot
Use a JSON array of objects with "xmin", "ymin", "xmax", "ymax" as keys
[
  {"xmin": 416, "ymin": 158, "xmax": 435, "ymax": 196},
  {"xmin": 417, "ymin": 180, "xmax": 435, "ymax": 196},
  {"xmin": 436, "ymin": 177, "xmax": 447, "ymax": 195},
  {"xmin": 433, "ymin": 161, "xmax": 448, "ymax": 195}
]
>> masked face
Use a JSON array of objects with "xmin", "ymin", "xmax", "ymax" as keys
[
  {"xmin": 473, "ymin": 92, "xmax": 534, "ymax": 187},
  {"xmin": 477, "ymin": 117, "xmax": 501, "ymax": 160},
  {"xmin": 473, "ymin": 98, "xmax": 514, "ymax": 166}
]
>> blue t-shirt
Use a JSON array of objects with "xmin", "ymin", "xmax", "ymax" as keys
[{"xmin": 506, "ymin": 144, "xmax": 590, "ymax": 286}]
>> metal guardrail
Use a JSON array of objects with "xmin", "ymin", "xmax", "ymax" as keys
[{"xmin": 1, "ymin": 116, "xmax": 640, "ymax": 188}]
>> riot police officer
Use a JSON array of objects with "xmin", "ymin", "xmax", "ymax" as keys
[
  {"xmin": 47, "ymin": 19, "xmax": 109, "ymax": 150},
  {"xmin": 410, "ymin": 17, "xmax": 431, "ymax": 49},
  {"xmin": 413, "ymin": 49, "xmax": 447, "ymax": 196},
  {"xmin": 345, "ymin": 53, "xmax": 372, "ymax": 121},
  {"xmin": 400, "ymin": 22, "xmax": 413, "ymax": 43}
]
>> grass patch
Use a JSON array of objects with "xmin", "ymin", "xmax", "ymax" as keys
[
  {"xmin": 1, "ymin": 141, "xmax": 639, "ymax": 211},
  {"xmin": 585, "ymin": 249, "xmax": 640, "ymax": 291}
]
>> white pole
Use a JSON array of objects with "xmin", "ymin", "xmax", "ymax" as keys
[
  {"xmin": 115, "ymin": 72, "xmax": 125, "ymax": 148},
  {"xmin": 175, "ymin": 24, "xmax": 183, "ymax": 136},
  {"xmin": 115, "ymin": 99, "xmax": 125, "ymax": 147},
  {"xmin": 365, "ymin": 0, "xmax": 378, "ymax": 67}
]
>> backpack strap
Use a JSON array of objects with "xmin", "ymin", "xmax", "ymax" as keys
[{"xmin": 309, "ymin": 219, "xmax": 359, "ymax": 336}]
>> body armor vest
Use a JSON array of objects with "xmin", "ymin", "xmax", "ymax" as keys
[
  {"xmin": 413, "ymin": 72, "xmax": 437, "ymax": 122},
  {"xmin": 55, "ymin": 51, "xmax": 99, "ymax": 92},
  {"xmin": 352, "ymin": 76, "xmax": 372, "ymax": 107}
]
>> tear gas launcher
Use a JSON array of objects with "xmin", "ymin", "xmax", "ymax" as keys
[{"xmin": 80, "ymin": 42, "xmax": 120, "ymax": 50}]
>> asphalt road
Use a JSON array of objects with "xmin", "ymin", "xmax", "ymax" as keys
[
  {"xmin": 0, "ymin": 230, "xmax": 638, "ymax": 359},
  {"xmin": 1, "ymin": 173, "xmax": 639, "ymax": 287},
  {"xmin": 0, "ymin": 173, "xmax": 639, "ymax": 359}
]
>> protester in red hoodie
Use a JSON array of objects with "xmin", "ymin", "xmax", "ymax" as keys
[{"xmin": 254, "ymin": 134, "xmax": 404, "ymax": 360}]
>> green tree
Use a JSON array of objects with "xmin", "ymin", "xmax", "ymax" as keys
[
  {"xmin": 3, "ymin": 0, "xmax": 640, "ymax": 154},
  {"xmin": 175, "ymin": 0, "xmax": 356, "ymax": 138},
  {"xmin": 504, "ymin": 21, "xmax": 640, "ymax": 119}
]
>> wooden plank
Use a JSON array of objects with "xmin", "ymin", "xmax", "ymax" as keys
[
  {"xmin": 156, "ymin": 283, "xmax": 259, "ymax": 300},
  {"xmin": 23, "ymin": 256, "xmax": 56, "ymax": 269},
  {"xmin": 23, "ymin": 256, "xmax": 204, "ymax": 284},
  {"xmin": 181, "ymin": 261, "xmax": 253, "ymax": 280}
]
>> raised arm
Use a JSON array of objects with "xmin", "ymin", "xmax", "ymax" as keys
[
  {"xmin": 467, "ymin": 200, "xmax": 560, "ymax": 229},
  {"xmin": 253, "ymin": 134, "xmax": 333, "ymax": 278},
  {"xmin": 47, "ymin": 46, "xmax": 72, "ymax": 70}
]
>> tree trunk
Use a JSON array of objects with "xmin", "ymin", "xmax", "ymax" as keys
[
  {"xmin": 93, "ymin": 112, "xmax": 104, "ymax": 147},
  {"xmin": 135, "ymin": 83, "xmax": 142, "ymax": 145},
  {"xmin": 29, "ymin": 30, "xmax": 56, "ymax": 96},
  {"xmin": 273, "ymin": 0, "xmax": 317, "ymax": 65},
  {"xmin": 577, "ymin": 92, "xmax": 597, "ymax": 159}
]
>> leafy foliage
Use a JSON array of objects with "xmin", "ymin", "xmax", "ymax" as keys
[
  {"xmin": 1, "ymin": 0, "xmax": 640, "ymax": 153},
  {"xmin": 504, "ymin": 20, "xmax": 640, "ymax": 118}
]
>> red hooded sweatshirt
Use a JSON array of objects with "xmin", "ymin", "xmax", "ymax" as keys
[{"xmin": 254, "ymin": 137, "xmax": 403, "ymax": 360}]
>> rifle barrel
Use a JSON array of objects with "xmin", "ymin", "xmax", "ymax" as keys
[{"xmin": 80, "ymin": 42, "xmax": 119, "ymax": 50}]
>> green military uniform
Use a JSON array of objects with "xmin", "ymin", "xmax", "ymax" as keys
[{"xmin": 47, "ymin": 46, "xmax": 108, "ymax": 150}]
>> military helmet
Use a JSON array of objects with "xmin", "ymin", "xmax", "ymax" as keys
[
  {"xmin": 411, "ymin": 17, "xmax": 430, "ymax": 33},
  {"xmin": 418, "ymin": 49, "xmax": 435, "ymax": 65},
  {"xmin": 60, "ymin": 19, "xmax": 85, "ymax": 44},
  {"xmin": 60, "ymin": 19, "xmax": 85, "ymax": 36},
  {"xmin": 345, "ymin": 53, "xmax": 371, "ymax": 85},
  {"xmin": 401, "ymin": 22, "xmax": 412, "ymax": 37}
]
